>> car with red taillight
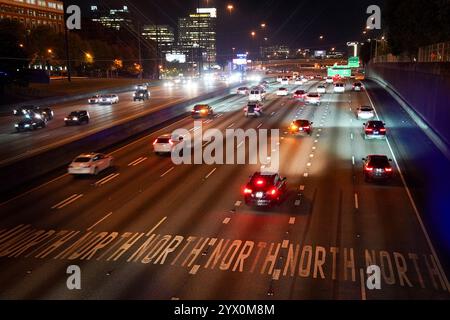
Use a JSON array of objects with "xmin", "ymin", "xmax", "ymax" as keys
[
  {"xmin": 191, "ymin": 104, "xmax": 214, "ymax": 118},
  {"xmin": 153, "ymin": 134, "xmax": 184, "ymax": 155},
  {"xmin": 243, "ymin": 172, "xmax": 287, "ymax": 207},
  {"xmin": 289, "ymin": 119, "xmax": 313, "ymax": 135},
  {"xmin": 362, "ymin": 155, "xmax": 393, "ymax": 182},
  {"xmin": 363, "ymin": 120, "xmax": 387, "ymax": 140},
  {"xmin": 292, "ymin": 90, "xmax": 307, "ymax": 100}
]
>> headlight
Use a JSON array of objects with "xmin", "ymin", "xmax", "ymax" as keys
[
  {"xmin": 73, "ymin": 117, "xmax": 78, "ymax": 121},
  {"xmin": 24, "ymin": 124, "xmax": 30, "ymax": 127},
  {"xmin": 15, "ymin": 124, "xmax": 18, "ymax": 127},
  {"xmin": 64, "ymin": 117, "xmax": 68, "ymax": 121},
  {"xmin": 35, "ymin": 114, "xmax": 42, "ymax": 119}
]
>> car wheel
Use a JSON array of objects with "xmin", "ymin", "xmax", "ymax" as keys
[{"xmin": 93, "ymin": 167, "xmax": 99, "ymax": 175}]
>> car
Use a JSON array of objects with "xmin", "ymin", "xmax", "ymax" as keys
[
  {"xmin": 99, "ymin": 94, "xmax": 119, "ymax": 104},
  {"xmin": 243, "ymin": 172, "xmax": 287, "ymax": 207},
  {"xmin": 294, "ymin": 78, "xmax": 303, "ymax": 85},
  {"xmin": 363, "ymin": 120, "xmax": 387, "ymax": 140},
  {"xmin": 305, "ymin": 92, "xmax": 321, "ymax": 105},
  {"xmin": 334, "ymin": 82, "xmax": 345, "ymax": 93},
  {"xmin": 315, "ymin": 74, "xmax": 322, "ymax": 79},
  {"xmin": 249, "ymin": 88, "xmax": 266, "ymax": 101},
  {"xmin": 68, "ymin": 153, "xmax": 113, "ymax": 175},
  {"xmin": 15, "ymin": 117, "xmax": 46, "ymax": 132},
  {"xmin": 353, "ymin": 82, "xmax": 363, "ymax": 91},
  {"xmin": 276, "ymin": 76, "xmax": 283, "ymax": 83},
  {"xmin": 64, "ymin": 111, "xmax": 90, "ymax": 125},
  {"xmin": 309, "ymin": 75, "xmax": 315, "ymax": 80},
  {"xmin": 362, "ymin": 155, "xmax": 393, "ymax": 182},
  {"xmin": 292, "ymin": 90, "xmax": 307, "ymax": 100},
  {"xmin": 153, "ymin": 134, "xmax": 185, "ymax": 155},
  {"xmin": 12, "ymin": 105, "xmax": 35, "ymax": 116},
  {"xmin": 133, "ymin": 89, "xmax": 150, "ymax": 101},
  {"xmin": 88, "ymin": 95, "xmax": 100, "ymax": 104},
  {"xmin": 191, "ymin": 104, "xmax": 214, "ymax": 118},
  {"xmin": 325, "ymin": 76, "xmax": 333, "ymax": 84},
  {"xmin": 276, "ymin": 88, "xmax": 289, "ymax": 96},
  {"xmin": 289, "ymin": 119, "xmax": 313, "ymax": 135},
  {"xmin": 237, "ymin": 87, "xmax": 249, "ymax": 95},
  {"xmin": 356, "ymin": 106, "xmax": 375, "ymax": 120},
  {"xmin": 29, "ymin": 107, "xmax": 54, "ymax": 121},
  {"xmin": 301, "ymin": 77, "xmax": 308, "ymax": 84},
  {"xmin": 317, "ymin": 85, "xmax": 326, "ymax": 94},
  {"xmin": 244, "ymin": 102, "xmax": 263, "ymax": 117},
  {"xmin": 280, "ymin": 78, "xmax": 289, "ymax": 85}
]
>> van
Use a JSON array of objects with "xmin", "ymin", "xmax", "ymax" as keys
[{"xmin": 248, "ymin": 88, "xmax": 266, "ymax": 102}]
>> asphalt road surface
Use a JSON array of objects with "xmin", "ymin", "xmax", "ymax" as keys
[{"xmin": 0, "ymin": 78, "xmax": 449, "ymax": 299}]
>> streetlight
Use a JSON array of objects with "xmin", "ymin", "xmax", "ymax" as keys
[
  {"xmin": 260, "ymin": 23, "xmax": 266, "ymax": 28},
  {"xmin": 251, "ymin": 31, "xmax": 256, "ymax": 38},
  {"xmin": 47, "ymin": 48, "xmax": 52, "ymax": 54},
  {"xmin": 19, "ymin": 43, "xmax": 24, "ymax": 48},
  {"xmin": 227, "ymin": 4, "xmax": 234, "ymax": 15},
  {"xmin": 319, "ymin": 35, "xmax": 324, "ymax": 40}
]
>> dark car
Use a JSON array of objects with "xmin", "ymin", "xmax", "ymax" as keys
[
  {"xmin": 289, "ymin": 119, "xmax": 313, "ymax": 135},
  {"xmin": 243, "ymin": 172, "xmax": 287, "ymax": 207},
  {"xmin": 30, "ymin": 107, "xmax": 54, "ymax": 121},
  {"xmin": 362, "ymin": 155, "xmax": 393, "ymax": 182},
  {"xmin": 363, "ymin": 120, "xmax": 386, "ymax": 140},
  {"xmin": 12, "ymin": 105, "xmax": 35, "ymax": 116},
  {"xmin": 15, "ymin": 117, "xmax": 46, "ymax": 132},
  {"xmin": 244, "ymin": 102, "xmax": 263, "ymax": 117},
  {"xmin": 64, "ymin": 111, "xmax": 90, "ymax": 125},
  {"xmin": 133, "ymin": 89, "xmax": 150, "ymax": 101},
  {"xmin": 191, "ymin": 104, "xmax": 214, "ymax": 118},
  {"xmin": 292, "ymin": 90, "xmax": 306, "ymax": 100}
]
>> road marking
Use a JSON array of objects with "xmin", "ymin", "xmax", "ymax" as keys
[
  {"xmin": 307, "ymin": 162, "xmax": 311, "ymax": 167},
  {"xmin": 365, "ymin": 88, "xmax": 450, "ymax": 290},
  {"xmin": 128, "ymin": 157, "xmax": 147, "ymax": 166},
  {"xmin": 312, "ymin": 146, "xmax": 316, "ymax": 150},
  {"xmin": 222, "ymin": 217, "xmax": 231, "ymax": 224},
  {"xmin": 294, "ymin": 200, "xmax": 301, "ymax": 206},
  {"xmin": 227, "ymin": 123, "xmax": 235, "ymax": 128},
  {"xmin": 318, "ymin": 128, "xmax": 322, "ymax": 132},
  {"xmin": 359, "ymin": 268, "xmax": 367, "ymax": 300},
  {"xmin": 189, "ymin": 264, "xmax": 200, "ymax": 275},
  {"xmin": 272, "ymin": 269, "xmax": 281, "ymax": 280},
  {"xmin": 95, "ymin": 173, "xmax": 120, "ymax": 186},
  {"xmin": 352, "ymin": 156, "xmax": 355, "ymax": 166},
  {"xmin": 87, "ymin": 212, "xmax": 113, "ymax": 231},
  {"xmin": 299, "ymin": 185, "xmax": 305, "ymax": 191},
  {"xmin": 51, "ymin": 194, "xmax": 83, "ymax": 209},
  {"xmin": 128, "ymin": 157, "xmax": 144, "ymax": 166},
  {"xmin": 303, "ymin": 173, "xmax": 309, "ymax": 177},
  {"xmin": 234, "ymin": 201, "xmax": 241, "ymax": 207},
  {"xmin": 309, "ymin": 154, "xmax": 314, "ymax": 158},
  {"xmin": 205, "ymin": 167, "xmax": 217, "ymax": 179},
  {"xmin": 160, "ymin": 167, "xmax": 174, "ymax": 177},
  {"xmin": 289, "ymin": 217, "xmax": 295, "ymax": 224},
  {"xmin": 257, "ymin": 123, "xmax": 263, "ymax": 129},
  {"xmin": 354, "ymin": 193, "xmax": 359, "ymax": 209},
  {"xmin": 350, "ymin": 133, "xmax": 354, "ymax": 140},
  {"xmin": 146, "ymin": 216, "xmax": 167, "ymax": 236}
]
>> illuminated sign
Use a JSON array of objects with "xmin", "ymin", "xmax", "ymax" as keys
[
  {"xmin": 196, "ymin": 8, "xmax": 217, "ymax": 18},
  {"xmin": 166, "ymin": 53, "xmax": 186, "ymax": 63},
  {"xmin": 233, "ymin": 58, "xmax": 247, "ymax": 65}
]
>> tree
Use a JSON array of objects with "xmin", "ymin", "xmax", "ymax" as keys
[{"xmin": 0, "ymin": 20, "xmax": 28, "ymax": 74}]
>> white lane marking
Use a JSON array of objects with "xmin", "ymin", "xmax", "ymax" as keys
[
  {"xmin": 95, "ymin": 173, "xmax": 120, "ymax": 186},
  {"xmin": 128, "ymin": 157, "xmax": 144, "ymax": 166},
  {"xmin": 318, "ymin": 128, "xmax": 322, "ymax": 132},
  {"xmin": 352, "ymin": 156, "xmax": 355, "ymax": 166},
  {"xmin": 237, "ymin": 141, "xmax": 244, "ymax": 148},
  {"xmin": 289, "ymin": 217, "xmax": 295, "ymax": 225},
  {"xmin": 87, "ymin": 212, "xmax": 113, "ymax": 231},
  {"xmin": 350, "ymin": 133, "xmax": 354, "ymax": 140},
  {"xmin": 282, "ymin": 240, "xmax": 289, "ymax": 248},
  {"xmin": 365, "ymin": 88, "xmax": 450, "ymax": 290},
  {"xmin": 307, "ymin": 162, "xmax": 311, "ymax": 167},
  {"xmin": 299, "ymin": 185, "xmax": 305, "ymax": 191},
  {"xmin": 294, "ymin": 200, "xmax": 301, "ymax": 206},
  {"xmin": 189, "ymin": 264, "xmax": 200, "ymax": 275},
  {"xmin": 257, "ymin": 123, "xmax": 263, "ymax": 129},
  {"xmin": 360, "ymin": 268, "xmax": 367, "ymax": 300},
  {"xmin": 51, "ymin": 193, "xmax": 83, "ymax": 209},
  {"xmin": 316, "ymin": 134, "xmax": 320, "ymax": 137},
  {"xmin": 272, "ymin": 269, "xmax": 281, "ymax": 280},
  {"xmin": 128, "ymin": 157, "xmax": 147, "ymax": 166},
  {"xmin": 160, "ymin": 167, "xmax": 175, "ymax": 177},
  {"xmin": 312, "ymin": 146, "xmax": 316, "ymax": 150},
  {"xmin": 146, "ymin": 216, "xmax": 167, "ymax": 236},
  {"xmin": 303, "ymin": 173, "xmax": 309, "ymax": 177},
  {"xmin": 227, "ymin": 123, "xmax": 235, "ymax": 128},
  {"xmin": 354, "ymin": 193, "xmax": 359, "ymax": 209},
  {"xmin": 234, "ymin": 201, "xmax": 241, "ymax": 207},
  {"xmin": 205, "ymin": 168, "xmax": 217, "ymax": 179},
  {"xmin": 222, "ymin": 217, "xmax": 231, "ymax": 224}
]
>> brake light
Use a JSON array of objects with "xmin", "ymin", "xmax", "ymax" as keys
[
  {"xmin": 304, "ymin": 126, "xmax": 310, "ymax": 130},
  {"xmin": 267, "ymin": 188, "xmax": 278, "ymax": 196},
  {"xmin": 244, "ymin": 188, "xmax": 252, "ymax": 194},
  {"xmin": 380, "ymin": 128, "xmax": 386, "ymax": 132},
  {"xmin": 153, "ymin": 139, "xmax": 158, "ymax": 145},
  {"xmin": 255, "ymin": 179, "xmax": 265, "ymax": 186},
  {"xmin": 385, "ymin": 167, "xmax": 393, "ymax": 172},
  {"xmin": 365, "ymin": 166, "xmax": 374, "ymax": 172},
  {"xmin": 365, "ymin": 128, "xmax": 373, "ymax": 132}
]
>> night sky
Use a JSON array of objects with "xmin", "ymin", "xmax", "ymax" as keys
[{"xmin": 76, "ymin": 0, "xmax": 385, "ymax": 59}]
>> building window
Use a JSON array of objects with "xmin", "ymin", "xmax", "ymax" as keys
[
  {"xmin": 57, "ymin": 4, "xmax": 63, "ymax": 10},
  {"xmin": 48, "ymin": 2, "xmax": 56, "ymax": 9},
  {"xmin": 38, "ymin": 1, "xmax": 46, "ymax": 7}
]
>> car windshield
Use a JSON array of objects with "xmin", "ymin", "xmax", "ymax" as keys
[
  {"xmin": 194, "ymin": 105, "xmax": 208, "ymax": 110},
  {"xmin": 74, "ymin": 157, "xmax": 91, "ymax": 163},
  {"xmin": 294, "ymin": 120, "xmax": 310, "ymax": 126},
  {"xmin": 308, "ymin": 93, "xmax": 319, "ymax": 97},
  {"xmin": 369, "ymin": 156, "xmax": 390, "ymax": 167},
  {"xmin": 249, "ymin": 174, "xmax": 275, "ymax": 188},
  {"xmin": 156, "ymin": 138, "xmax": 170, "ymax": 143},
  {"xmin": 360, "ymin": 107, "xmax": 373, "ymax": 112},
  {"xmin": 368, "ymin": 121, "xmax": 384, "ymax": 128}
]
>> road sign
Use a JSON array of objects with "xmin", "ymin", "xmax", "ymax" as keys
[{"xmin": 348, "ymin": 56, "xmax": 360, "ymax": 68}]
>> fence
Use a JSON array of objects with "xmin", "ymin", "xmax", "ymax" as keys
[{"xmin": 418, "ymin": 41, "xmax": 450, "ymax": 62}]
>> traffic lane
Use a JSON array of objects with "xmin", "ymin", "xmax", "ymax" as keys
[
  {"xmin": 0, "ymin": 93, "xmax": 250, "ymax": 229},
  {"xmin": 0, "ymin": 84, "xmax": 316, "ymax": 298},
  {"xmin": 363, "ymin": 79, "xmax": 450, "ymax": 284}
]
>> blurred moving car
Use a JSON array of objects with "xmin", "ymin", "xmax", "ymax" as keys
[
  {"xmin": 68, "ymin": 153, "xmax": 113, "ymax": 175},
  {"xmin": 289, "ymin": 119, "xmax": 313, "ymax": 135},
  {"xmin": 292, "ymin": 90, "xmax": 307, "ymax": 100},
  {"xmin": 133, "ymin": 89, "xmax": 150, "ymax": 101},
  {"xmin": 353, "ymin": 82, "xmax": 363, "ymax": 91},
  {"xmin": 356, "ymin": 106, "xmax": 375, "ymax": 120},
  {"xmin": 362, "ymin": 155, "xmax": 393, "ymax": 182},
  {"xmin": 363, "ymin": 120, "xmax": 387, "ymax": 140},
  {"xmin": 243, "ymin": 172, "xmax": 288, "ymax": 207},
  {"xmin": 305, "ymin": 92, "xmax": 321, "ymax": 105},
  {"xmin": 334, "ymin": 82, "xmax": 345, "ymax": 93},
  {"xmin": 244, "ymin": 102, "xmax": 263, "ymax": 117},
  {"xmin": 317, "ymin": 85, "xmax": 326, "ymax": 94},
  {"xmin": 153, "ymin": 134, "xmax": 185, "ymax": 155},
  {"xmin": 88, "ymin": 95, "xmax": 100, "ymax": 104},
  {"xmin": 237, "ymin": 87, "xmax": 250, "ymax": 95},
  {"xmin": 276, "ymin": 87, "xmax": 289, "ymax": 96},
  {"xmin": 64, "ymin": 111, "xmax": 90, "ymax": 125},
  {"xmin": 15, "ymin": 117, "xmax": 46, "ymax": 132},
  {"xmin": 99, "ymin": 94, "xmax": 119, "ymax": 104},
  {"xmin": 191, "ymin": 104, "xmax": 214, "ymax": 118}
]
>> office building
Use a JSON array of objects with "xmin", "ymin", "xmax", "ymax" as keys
[{"xmin": 142, "ymin": 24, "xmax": 175, "ymax": 54}]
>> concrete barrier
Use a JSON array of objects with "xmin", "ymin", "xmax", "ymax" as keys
[{"xmin": 0, "ymin": 85, "xmax": 236, "ymax": 194}]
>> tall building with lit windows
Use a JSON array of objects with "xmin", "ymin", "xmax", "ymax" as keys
[
  {"xmin": 178, "ymin": 8, "xmax": 217, "ymax": 66},
  {"xmin": 0, "ymin": 0, "xmax": 64, "ymax": 32},
  {"xmin": 90, "ymin": 4, "xmax": 134, "ymax": 31},
  {"xmin": 142, "ymin": 24, "xmax": 175, "ymax": 54}
]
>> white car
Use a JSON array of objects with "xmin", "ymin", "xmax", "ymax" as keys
[
  {"xmin": 317, "ymin": 85, "xmax": 326, "ymax": 94},
  {"xmin": 356, "ymin": 106, "xmax": 375, "ymax": 120},
  {"xmin": 276, "ymin": 76, "xmax": 283, "ymax": 83},
  {"xmin": 353, "ymin": 82, "xmax": 363, "ymax": 91},
  {"xmin": 68, "ymin": 153, "xmax": 113, "ymax": 175},
  {"xmin": 325, "ymin": 77, "xmax": 333, "ymax": 84},
  {"xmin": 237, "ymin": 87, "xmax": 249, "ymax": 95},
  {"xmin": 153, "ymin": 134, "xmax": 184, "ymax": 155},
  {"xmin": 280, "ymin": 78, "xmax": 289, "ymax": 85},
  {"xmin": 88, "ymin": 95, "xmax": 100, "ymax": 104},
  {"xmin": 99, "ymin": 94, "xmax": 119, "ymax": 104},
  {"xmin": 305, "ymin": 93, "xmax": 321, "ymax": 105},
  {"xmin": 249, "ymin": 88, "xmax": 266, "ymax": 102},
  {"xmin": 334, "ymin": 83, "xmax": 345, "ymax": 93},
  {"xmin": 294, "ymin": 78, "xmax": 303, "ymax": 85},
  {"xmin": 276, "ymin": 88, "xmax": 289, "ymax": 96}
]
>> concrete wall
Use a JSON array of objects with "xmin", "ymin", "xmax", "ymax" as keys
[{"xmin": 366, "ymin": 62, "xmax": 450, "ymax": 146}]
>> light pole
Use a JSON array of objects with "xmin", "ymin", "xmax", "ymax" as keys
[{"xmin": 227, "ymin": 4, "xmax": 234, "ymax": 15}]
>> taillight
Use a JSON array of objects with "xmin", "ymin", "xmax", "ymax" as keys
[
  {"xmin": 365, "ymin": 166, "xmax": 374, "ymax": 172},
  {"xmin": 267, "ymin": 188, "xmax": 278, "ymax": 196},
  {"xmin": 380, "ymin": 128, "xmax": 386, "ymax": 132},
  {"xmin": 385, "ymin": 167, "xmax": 393, "ymax": 172},
  {"xmin": 256, "ymin": 179, "xmax": 265, "ymax": 186},
  {"xmin": 244, "ymin": 188, "xmax": 252, "ymax": 194},
  {"xmin": 365, "ymin": 128, "xmax": 373, "ymax": 133},
  {"xmin": 153, "ymin": 139, "xmax": 158, "ymax": 145},
  {"xmin": 304, "ymin": 126, "xmax": 310, "ymax": 129}
]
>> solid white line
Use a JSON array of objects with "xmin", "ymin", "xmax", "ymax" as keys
[
  {"xmin": 222, "ymin": 217, "xmax": 231, "ymax": 224},
  {"xmin": 146, "ymin": 216, "xmax": 167, "ymax": 236},
  {"xmin": 57, "ymin": 194, "xmax": 83, "ymax": 209},
  {"xmin": 365, "ymin": 88, "xmax": 450, "ymax": 290},
  {"xmin": 288, "ymin": 217, "xmax": 295, "ymax": 225},
  {"xmin": 352, "ymin": 156, "xmax": 355, "ymax": 166},
  {"xmin": 354, "ymin": 193, "xmax": 359, "ymax": 209},
  {"xmin": 360, "ymin": 268, "xmax": 367, "ymax": 300},
  {"xmin": 87, "ymin": 212, "xmax": 113, "ymax": 231},
  {"xmin": 160, "ymin": 167, "xmax": 174, "ymax": 177},
  {"xmin": 128, "ymin": 157, "xmax": 143, "ymax": 166},
  {"xmin": 205, "ymin": 168, "xmax": 217, "ymax": 179},
  {"xmin": 51, "ymin": 194, "xmax": 79, "ymax": 209},
  {"xmin": 95, "ymin": 173, "xmax": 116, "ymax": 185},
  {"xmin": 234, "ymin": 200, "xmax": 241, "ymax": 207},
  {"xmin": 189, "ymin": 264, "xmax": 200, "ymax": 275}
]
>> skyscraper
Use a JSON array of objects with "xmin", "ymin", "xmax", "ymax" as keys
[
  {"xmin": 90, "ymin": 4, "xmax": 133, "ymax": 31},
  {"xmin": 142, "ymin": 24, "xmax": 175, "ymax": 54}
]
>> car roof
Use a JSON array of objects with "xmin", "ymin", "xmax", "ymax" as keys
[
  {"xmin": 158, "ymin": 134, "xmax": 172, "ymax": 138},
  {"xmin": 76, "ymin": 153, "xmax": 100, "ymax": 158},
  {"xmin": 367, "ymin": 154, "xmax": 389, "ymax": 160}
]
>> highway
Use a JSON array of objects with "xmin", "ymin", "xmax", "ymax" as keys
[
  {"xmin": 0, "ymin": 81, "xmax": 232, "ymax": 166},
  {"xmin": 0, "ymin": 78, "xmax": 449, "ymax": 299}
]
